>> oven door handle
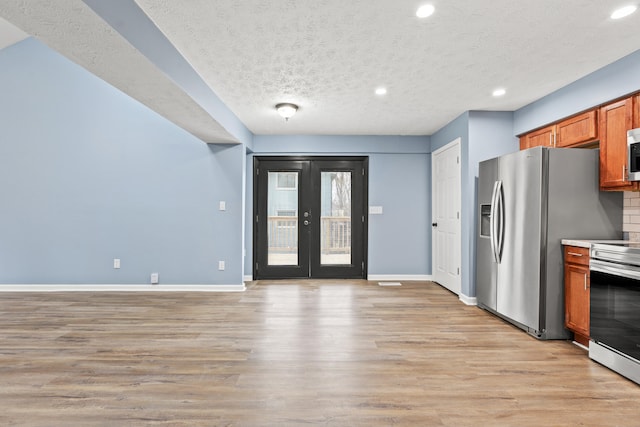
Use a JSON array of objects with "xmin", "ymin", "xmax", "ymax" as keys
[{"xmin": 590, "ymin": 259, "xmax": 640, "ymax": 281}]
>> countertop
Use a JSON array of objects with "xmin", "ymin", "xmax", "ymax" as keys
[{"xmin": 561, "ymin": 239, "xmax": 630, "ymax": 249}]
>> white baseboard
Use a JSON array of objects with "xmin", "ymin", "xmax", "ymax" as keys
[
  {"xmin": 368, "ymin": 275, "xmax": 432, "ymax": 281},
  {"xmin": 459, "ymin": 293, "xmax": 478, "ymax": 306},
  {"xmin": 243, "ymin": 275, "xmax": 431, "ymax": 282},
  {"xmin": 0, "ymin": 284, "xmax": 246, "ymax": 292}
]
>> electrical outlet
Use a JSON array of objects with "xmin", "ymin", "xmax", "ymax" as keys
[
  {"xmin": 113, "ymin": 258, "xmax": 121, "ymax": 269},
  {"xmin": 218, "ymin": 261, "xmax": 225, "ymax": 271},
  {"xmin": 150, "ymin": 273, "xmax": 159, "ymax": 284}
]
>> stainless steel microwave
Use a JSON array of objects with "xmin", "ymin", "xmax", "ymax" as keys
[{"xmin": 628, "ymin": 128, "xmax": 640, "ymax": 181}]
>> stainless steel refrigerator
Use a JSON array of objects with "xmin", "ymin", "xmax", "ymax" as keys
[{"xmin": 476, "ymin": 147, "xmax": 622, "ymax": 339}]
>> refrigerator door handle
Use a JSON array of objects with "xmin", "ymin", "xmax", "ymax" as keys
[
  {"xmin": 496, "ymin": 180, "xmax": 504, "ymax": 263},
  {"xmin": 490, "ymin": 181, "xmax": 500, "ymax": 263}
]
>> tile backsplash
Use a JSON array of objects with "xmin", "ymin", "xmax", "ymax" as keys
[{"xmin": 624, "ymin": 192, "xmax": 640, "ymax": 242}]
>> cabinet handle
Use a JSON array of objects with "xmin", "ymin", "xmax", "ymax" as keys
[
  {"xmin": 584, "ymin": 274, "xmax": 588, "ymax": 291},
  {"xmin": 550, "ymin": 133, "xmax": 553, "ymax": 147},
  {"xmin": 567, "ymin": 252, "xmax": 583, "ymax": 257},
  {"xmin": 623, "ymin": 165, "xmax": 627, "ymax": 181}
]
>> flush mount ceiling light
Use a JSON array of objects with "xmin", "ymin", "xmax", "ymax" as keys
[
  {"xmin": 375, "ymin": 87, "xmax": 387, "ymax": 96},
  {"xmin": 611, "ymin": 5, "xmax": 637, "ymax": 19},
  {"xmin": 276, "ymin": 103, "xmax": 298, "ymax": 121},
  {"xmin": 416, "ymin": 4, "xmax": 435, "ymax": 18},
  {"xmin": 492, "ymin": 88, "xmax": 507, "ymax": 97}
]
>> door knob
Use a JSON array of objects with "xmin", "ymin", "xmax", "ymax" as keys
[{"xmin": 432, "ymin": 223, "xmax": 438, "ymax": 227}]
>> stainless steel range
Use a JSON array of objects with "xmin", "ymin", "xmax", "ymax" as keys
[{"xmin": 589, "ymin": 243, "xmax": 640, "ymax": 385}]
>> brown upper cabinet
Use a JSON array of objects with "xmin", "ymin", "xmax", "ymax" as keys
[
  {"xmin": 599, "ymin": 97, "xmax": 637, "ymax": 191},
  {"xmin": 519, "ymin": 92, "xmax": 640, "ymax": 191},
  {"xmin": 556, "ymin": 111, "xmax": 598, "ymax": 147},
  {"xmin": 519, "ymin": 111, "xmax": 598, "ymax": 150},
  {"xmin": 520, "ymin": 125, "xmax": 554, "ymax": 150}
]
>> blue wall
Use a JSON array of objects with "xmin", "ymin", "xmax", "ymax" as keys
[
  {"xmin": 6, "ymin": 33, "xmax": 637, "ymax": 288},
  {"xmin": 0, "ymin": 38, "xmax": 245, "ymax": 285},
  {"xmin": 246, "ymin": 135, "xmax": 431, "ymax": 277},
  {"xmin": 368, "ymin": 153, "xmax": 431, "ymax": 275},
  {"xmin": 515, "ymin": 48, "xmax": 640, "ymax": 135},
  {"xmin": 84, "ymin": 0, "xmax": 253, "ymax": 146},
  {"xmin": 430, "ymin": 112, "xmax": 517, "ymax": 298}
]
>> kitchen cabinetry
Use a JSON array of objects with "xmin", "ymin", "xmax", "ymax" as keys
[
  {"xmin": 519, "ymin": 111, "xmax": 598, "ymax": 150},
  {"xmin": 520, "ymin": 125, "xmax": 554, "ymax": 150},
  {"xmin": 555, "ymin": 111, "xmax": 598, "ymax": 147},
  {"xmin": 564, "ymin": 245, "xmax": 590, "ymax": 347},
  {"xmin": 599, "ymin": 97, "xmax": 637, "ymax": 191},
  {"xmin": 635, "ymin": 94, "xmax": 640, "ymax": 127}
]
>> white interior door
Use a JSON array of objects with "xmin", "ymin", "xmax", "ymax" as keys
[{"xmin": 431, "ymin": 138, "xmax": 461, "ymax": 295}]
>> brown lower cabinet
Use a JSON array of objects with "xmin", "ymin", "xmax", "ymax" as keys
[{"xmin": 563, "ymin": 245, "xmax": 590, "ymax": 347}]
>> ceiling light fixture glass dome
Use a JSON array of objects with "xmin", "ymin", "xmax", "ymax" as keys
[{"xmin": 276, "ymin": 103, "xmax": 298, "ymax": 121}]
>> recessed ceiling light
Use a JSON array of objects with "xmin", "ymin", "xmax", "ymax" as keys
[
  {"xmin": 611, "ymin": 5, "xmax": 637, "ymax": 19},
  {"xmin": 416, "ymin": 4, "xmax": 435, "ymax": 18},
  {"xmin": 375, "ymin": 87, "xmax": 387, "ymax": 96},
  {"xmin": 492, "ymin": 88, "xmax": 506, "ymax": 97}
]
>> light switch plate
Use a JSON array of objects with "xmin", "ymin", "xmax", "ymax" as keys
[
  {"xmin": 219, "ymin": 201, "xmax": 226, "ymax": 211},
  {"xmin": 369, "ymin": 206, "xmax": 383, "ymax": 215}
]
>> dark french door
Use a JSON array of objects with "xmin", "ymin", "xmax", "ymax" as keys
[{"xmin": 253, "ymin": 157, "xmax": 368, "ymax": 279}]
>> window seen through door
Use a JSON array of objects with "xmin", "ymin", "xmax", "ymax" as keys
[
  {"xmin": 320, "ymin": 171, "xmax": 352, "ymax": 265},
  {"xmin": 268, "ymin": 172, "xmax": 299, "ymax": 266}
]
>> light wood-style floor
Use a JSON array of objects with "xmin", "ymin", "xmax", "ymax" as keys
[{"xmin": 1, "ymin": 280, "xmax": 639, "ymax": 426}]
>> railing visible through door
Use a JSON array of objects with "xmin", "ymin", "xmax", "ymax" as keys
[{"xmin": 268, "ymin": 216, "xmax": 351, "ymax": 254}]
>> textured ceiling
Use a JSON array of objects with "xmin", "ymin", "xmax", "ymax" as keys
[
  {"xmin": 135, "ymin": 0, "xmax": 640, "ymax": 135},
  {"xmin": 1, "ymin": 1, "xmax": 640, "ymax": 139},
  {"xmin": 0, "ymin": 1, "xmax": 238, "ymax": 143}
]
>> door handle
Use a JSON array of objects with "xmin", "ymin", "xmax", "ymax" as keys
[
  {"xmin": 490, "ymin": 181, "xmax": 499, "ymax": 263},
  {"xmin": 432, "ymin": 223, "xmax": 438, "ymax": 227},
  {"xmin": 496, "ymin": 181, "xmax": 504, "ymax": 263}
]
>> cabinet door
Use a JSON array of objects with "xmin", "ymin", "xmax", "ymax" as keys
[
  {"xmin": 599, "ymin": 98, "xmax": 636, "ymax": 190},
  {"xmin": 555, "ymin": 110, "xmax": 598, "ymax": 148},
  {"xmin": 564, "ymin": 262, "xmax": 590, "ymax": 338},
  {"xmin": 524, "ymin": 125, "xmax": 555, "ymax": 148}
]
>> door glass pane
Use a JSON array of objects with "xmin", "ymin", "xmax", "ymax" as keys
[
  {"xmin": 268, "ymin": 172, "xmax": 298, "ymax": 266},
  {"xmin": 321, "ymin": 171, "xmax": 351, "ymax": 265}
]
